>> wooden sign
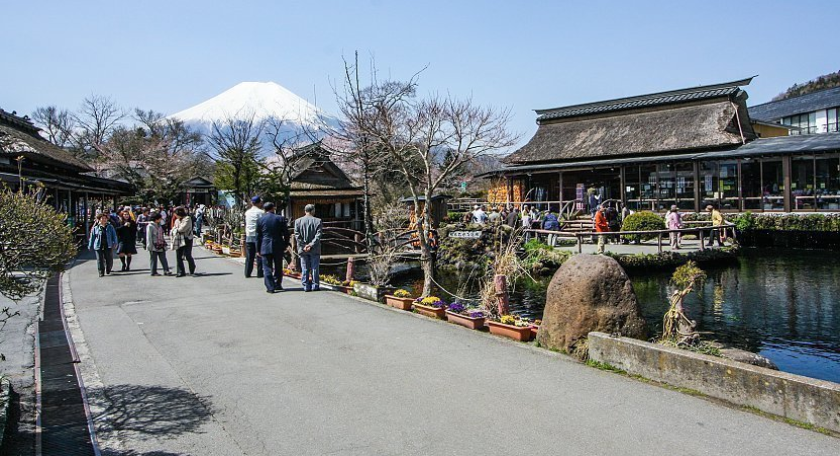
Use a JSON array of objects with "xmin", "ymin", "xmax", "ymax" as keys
[{"xmin": 449, "ymin": 231, "xmax": 482, "ymax": 239}]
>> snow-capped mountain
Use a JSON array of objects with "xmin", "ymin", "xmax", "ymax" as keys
[{"xmin": 169, "ymin": 81, "xmax": 337, "ymax": 144}]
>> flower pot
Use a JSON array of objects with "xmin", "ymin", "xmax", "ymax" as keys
[
  {"xmin": 414, "ymin": 303, "xmax": 447, "ymax": 319},
  {"xmin": 321, "ymin": 283, "xmax": 351, "ymax": 293},
  {"xmin": 353, "ymin": 283, "xmax": 395, "ymax": 302},
  {"xmin": 486, "ymin": 321, "xmax": 533, "ymax": 341},
  {"xmin": 385, "ymin": 295, "xmax": 414, "ymax": 311},
  {"xmin": 530, "ymin": 325, "xmax": 539, "ymax": 339},
  {"xmin": 445, "ymin": 311, "xmax": 486, "ymax": 330}
]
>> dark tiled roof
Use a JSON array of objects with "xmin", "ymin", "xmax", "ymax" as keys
[
  {"xmin": 748, "ymin": 87, "xmax": 840, "ymax": 122},
  {"xmin": 485, "ymin": 133, "xmax": 840, "ymax": 176},
  {"xmin": 716, "ymin": 132, "xmax": 840, "ymax": 157},
  {"xmin": 535, "ymin": 77, "xmax": 754, "ymax": 122}
]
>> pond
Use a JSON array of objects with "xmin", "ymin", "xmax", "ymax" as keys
[{"xmin": 391, "ymin": 249, "xmax": 840, "ymax": 383}]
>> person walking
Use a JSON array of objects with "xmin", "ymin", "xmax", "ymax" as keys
[
  {"xmin": 194, "ymin": 204, "xmax": 206, "ymax": 237},
  {"xmin": 706, "ymin": 204, "xmax": 725, "ymax": 247},
  {"xmin": 146, "ymin": 212, "xmax": 172, "ymax": 276},
  {"xmin": 171, "ymin": 207, "xmax": 197, "ymax": 277},
  {"xmin": 136, "ymin": 207, "xmax": 151, "ymax": 249},
  {"xmin": 505, "ymin": 205, "xmax": 520, "ymax": 227},
  {"xmin": 666, "ymin": 205, "xmax": 683, "ymax": 250},
  {"xmin": 115, "ymin": 210, "xmax": 138, "ymax": 271},
  {"xmin": 294, "ymin": 204, "xmax": 323, "ymax": 292},
  {"xmin": 88, "ymin": 213, "xmax": 117, "ymax": 277},
  {"xmin": 541, "ymin": 208, "xmax": 561, "ymax": 247},
  {"xmin": 244, "ymin": 196, "xmax": 265, "ymax": 278},
  {"xmin": 256, "ymin": 202, "xmax": 290, "ymax": 293},
  {"xmin": 471, "ymin": 205, "xmax": 488, "ymax": 225},
  {"xmin": 594, "ymin": 204, "xmax": 610, "ymax": 254}
]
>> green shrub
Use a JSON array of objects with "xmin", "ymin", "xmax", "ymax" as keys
[{"xmin": 621, "ymin": 211, "xmax": 665, "ymax": 242}]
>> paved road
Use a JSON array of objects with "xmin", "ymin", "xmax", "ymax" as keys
[{"xmin": 65, "ymin": 248, "xmax": 837, "ymax": 455}]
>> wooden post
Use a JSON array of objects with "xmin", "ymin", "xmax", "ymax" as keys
[
  {"xmin": 494, "ymin": 274, "xmax": 510, "ymax": 316},
  {"xmin": 346, "ymin": 256, "xmax": 355, "ymax": 283},
  {"xmin": 355, "ymin": 233, "xmax": 362, "ymax": 254},
  {"xmin": 657, "ymin": 232, "xmax": 662, "ymax": 254},
  {"xmin": 577, "ymin": 234, "xmax": 582, "ymax": 254},
  {"xmin": 289, "ymin": 236, "xmax": 298, "ymax": 272},
  {"xmin": 699, "ymin": 229, "xmax": 705, "ymax": 251}
]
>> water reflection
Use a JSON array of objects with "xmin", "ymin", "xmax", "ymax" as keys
[{"xmin": 391, "ymin": 249, "xmax": 840, "ymax": 383}]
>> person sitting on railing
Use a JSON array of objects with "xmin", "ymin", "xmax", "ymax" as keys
[{"xmin": 594, "ymin": 204, "xmax": 610, "ymax": 254}]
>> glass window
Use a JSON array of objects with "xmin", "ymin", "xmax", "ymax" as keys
[
  {"xmin": 741, "ymin": 160, "xmax": 762, "ymax": 210},
  {"xmin": 699, "ymin": 161, "xmax": 719, "ymax": 207},
  {"xmin": 828, "ymin": 109, "xmax": 839, "ymax": 133},
  {"xmin": 675, "ymin": 163, "xmax": 695, "ymax": 210},
  {"xmin": 639, "ymin": 165, "xmax": 657, "ymax": 211},
  {"xmin": 791, "ymin": 156, "xmax": 815, "ymax": 210},
  {"xmin": 718, "ymin": 162, "xmax": 739, "ymax": 210},
  {"xmin": 656, "ymin": 163, "xmax": 676, "ymax": 211},
  {"xmin": 624, "ymin": 165, "xmax": 641, "ymax": 210},
  {"xmin": 761, "ymin": 160, "xmax": 785, "ymax": 210},
  {"xmin": 815, "ymin": 156, "xmax": 840, "ymax": 210}
]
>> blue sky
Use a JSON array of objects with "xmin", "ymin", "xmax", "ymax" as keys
[{"xmin": 2, "ymin": 0, "xmax": 837, "ymax": 147}]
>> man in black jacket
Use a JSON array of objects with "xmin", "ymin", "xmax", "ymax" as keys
[{"xmin": 256, "ymin": 202, "xmax": 290, "ymax": 293}]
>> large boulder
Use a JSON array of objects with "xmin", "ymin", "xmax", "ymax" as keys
[{"xmin": 537, "ymin": 254, "xmax": 647, "ymax": 354}]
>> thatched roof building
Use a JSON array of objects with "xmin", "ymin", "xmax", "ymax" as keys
[
  {"xmin": 504, "ymin": 78, "xmax": 756, "ymax": 165},
  {"xmin": 488, "ymin": 77, "xmax": 840, "ymax": 214}
]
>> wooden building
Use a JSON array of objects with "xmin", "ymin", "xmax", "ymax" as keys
[
  {"xmin": 488, "ymin": 78, "xmax": 840, "ymax": 213},
  {"xmin": 285, "ymin": 142, "xmax": 364, "ymax": 228},
  {"xmin": 0, "ymin": 108, "xmax": 133, "ymax": 241}
]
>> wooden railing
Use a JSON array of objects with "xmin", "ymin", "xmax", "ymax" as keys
[{"xmin": 525, "ymin": 221, "xmax": 737, "ymax": 254}]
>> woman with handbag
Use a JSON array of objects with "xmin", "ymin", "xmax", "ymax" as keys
[
  {"xmin": 171, "ymin": 207, "xmax": 197, "ymax": 277},
  {"xmin": 146, "ymin": 212, "xmax": 172, "ymax": 276}
]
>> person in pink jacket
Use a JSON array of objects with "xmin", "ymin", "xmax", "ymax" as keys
[{"xmin": 666, "ymin": 205, "xmax": 683, "ymax": 249}]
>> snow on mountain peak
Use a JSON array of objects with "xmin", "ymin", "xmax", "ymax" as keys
[{"xmin": 169, "ymin": 81, "xmax": 329, "ymax": 127}]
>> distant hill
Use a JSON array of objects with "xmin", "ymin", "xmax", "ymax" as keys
[{"xmin": 772, "ymin": 70, "xmax": 840, "ymax": 101}]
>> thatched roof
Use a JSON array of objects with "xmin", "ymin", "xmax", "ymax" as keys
[
  {"xmin": 0, "ymin": 109, "xmax": 92, "ymax": 171},
  {"xmin": 505, "ymin": 78, "xmax": 757, "ymax": 165},
  {"xmin": 288, "ymin": 141, "xmax": 362, "ymax": 192}
]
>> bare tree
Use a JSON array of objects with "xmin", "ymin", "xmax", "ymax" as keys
[
  {"xmin": 350, "ymin": 76, "xmax": 517, "ymax": 296},
  {"xmin": 206, "ymin": 114, "xmax": 263, "ymax": 209},
  {"xmin": 31, "ymin": 106, "xmax": 76, "ymax": 148},
  {"xmin": 73, "ymin": 95, "xmax": 125, "ymax": 161},
  {"xmin": 97, "ymin": 109, "xmax": 206, "ymax": 203}
]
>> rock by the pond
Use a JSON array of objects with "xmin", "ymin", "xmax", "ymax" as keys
[
  {"xmin": 537, "ymin": 254, "xmax": 647, "ymax": 354},
  {"xmin": 719, "ymin": 348, "xmax": 779, "ymax": 370}
]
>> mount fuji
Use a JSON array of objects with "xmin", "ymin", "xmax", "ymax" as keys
[{"xmin": 168, "ymin": 81, "xmax": 338, "ymax": 146}]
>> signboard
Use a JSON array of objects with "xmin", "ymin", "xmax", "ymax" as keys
[
  {"xmin": 449, "ymin": 231, "xmax": 482, "ymax": 239},
  {"xmin": 576, "ymin": 183, "xmax": 585, "ymax": 211}
]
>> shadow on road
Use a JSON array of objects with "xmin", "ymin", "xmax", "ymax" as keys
[
  {"xmin": 92, "ymin": 384, "xmax": 214, "ymax": 438},
  {"xmin": 107, "ymin": 451, "xmax": 190, "ymax": 456}
]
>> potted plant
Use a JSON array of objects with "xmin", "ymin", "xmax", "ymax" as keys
[
  {"xmin": 413, "ymin": 296, "xmax": 448, "ymax": 319},
  {"xmin": 529, "ymin": 319, "xmax": 541, "ymax": 339},
  {"xmin": 353, "ymin": 282, "xmax": 396, "ymax": 303},
  {"xmin": 445, "ymin": 302, "xmax": 487, "ymax": 330},
  {"xmin": 487, "ymin": 315, "xmax": 534, "ymax": 341},
  {"xmin": 384, "ymin": 289, "xmax": 414, "ymax": 311},
  {"xmin": 320, "ymin": 274, "xmax": 351, "ymax": 293},
  {"xmin": 283, "ymin": 268, "xmax": 301, "ymax": 279}
]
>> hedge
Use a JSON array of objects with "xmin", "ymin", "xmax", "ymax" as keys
[{"xmin": 620, "ymin": 211, "xmax": 666, "ymax": 242}]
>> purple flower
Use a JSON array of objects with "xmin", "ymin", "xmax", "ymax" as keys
[
  {"xmin": 448, "ymin": 302, "xmax": 466, "ymax": 313},
  {"xmin": 467, "ymin": 310, "xmax": 485, "ymax": 318}
]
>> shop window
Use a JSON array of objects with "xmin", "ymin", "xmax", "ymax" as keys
[
  {"xmin": 624, "ymin": 165, "xmax": 641, "ymax": 210},
  {"xmin": 741, "ymin": 160, "xmax": 762, "ymax": 210},
  {"xmin": 760, "ymin": 160, "xmax": 785, "ymax": 211},
  {"xmin": 815, "ymin": 155, "xmax": 840, "ymax": 210},
  {"xmin": 675, "ymin": 163, "xmax": 695, "ymax": 210},
  {"xmin": 656, "ymin": 164, "xmax": 676, "ymax": 211},
  {"xmin": 791, "ymin": 156, "xmax": 816, "ymax": 210}
]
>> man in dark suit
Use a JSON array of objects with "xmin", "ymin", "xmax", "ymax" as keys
[{"xmin": 256, "ymin": 202, "xmax": 290, "ymax": 294}]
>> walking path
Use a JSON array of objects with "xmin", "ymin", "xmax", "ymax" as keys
[{"xmin": 64, "ymin": 248, "xmax": 837, "ymax": 455}]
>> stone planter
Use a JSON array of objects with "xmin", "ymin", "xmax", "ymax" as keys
[
  {"xmin": 353, "ymin": 283, "xmax": 394, "ymax": 303},
  {"xmin": 385, "ymin": 295, "xmax": 414, "ymax": 311},
  {"xmin": 414, "ymin": 303, "xmax": 447, "ymax": 319},
  {"xmin": 445, "ymin": 311, "xmax": 486, "ymax": 330},
  {"xmin": 321, "ymin": 283, "xmax": 351, "ymax": 294},
  {"xmin": 487, "ymin": 321, "xmax": 533, "ymax": 341}
]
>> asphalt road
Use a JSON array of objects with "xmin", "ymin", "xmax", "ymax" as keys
[{"xmin": 65, "ymin": 248, "xmax": 838, "ymax": 455}]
